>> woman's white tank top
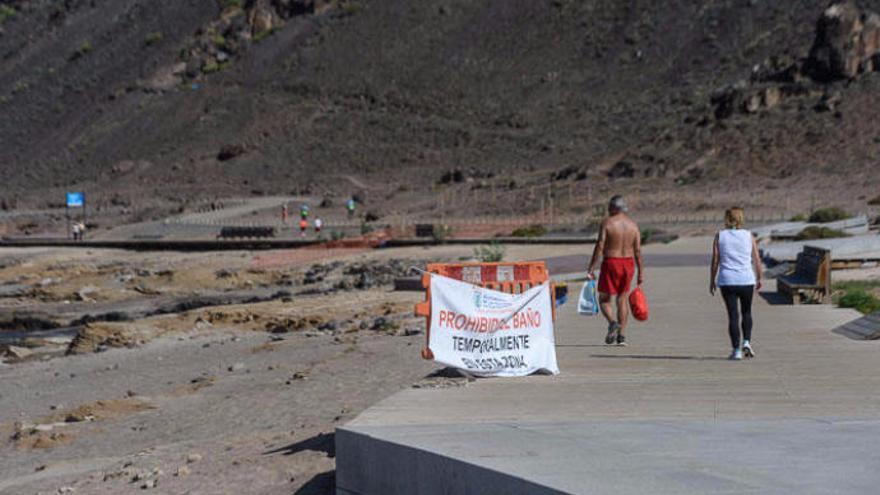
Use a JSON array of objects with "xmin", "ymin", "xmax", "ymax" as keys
[{"xmin": 717, "ymin": 229, "xmax": 756, "ymax": 287}]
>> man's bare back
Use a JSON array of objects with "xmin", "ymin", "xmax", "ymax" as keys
[
  {"xmin": 601, "ymin": 213, "xmax": 640, "ymax": 258},
  {"xmin": 587, "ymin": 210, "xmax": 643, "ymax": 285}
]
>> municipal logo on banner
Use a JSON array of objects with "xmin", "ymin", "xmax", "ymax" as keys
[
  {"xmin": 428, "ymin": 275, "xmax": 559, "ymax": 377},
  {"xmin": 472, "ymin": 288, "xmax": 482, "ymax": 309}
]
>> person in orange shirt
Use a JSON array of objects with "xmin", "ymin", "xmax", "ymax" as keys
[{"xmin": 299, "ymin": 218, "xmax": 308, "ymax": 237}]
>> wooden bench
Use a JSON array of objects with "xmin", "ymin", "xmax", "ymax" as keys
[
  {"xmin": 777, "ymin": 245, "xmax": 831, "ymax": 304},
  {"xmin": 217, "ymin": 226, "xmax": 276, "ymax": 239}
]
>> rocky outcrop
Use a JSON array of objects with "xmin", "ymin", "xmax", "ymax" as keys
[
  {"xmin": 710, "ymin": 80, "xmax": 792, "ymax": 119},
  {"xmin": 806, "ymin": 1, "xmax": 880, "ymax": 81},
  {"xmin": 248, "ymin": 0, "xmax": 282, "ymax": 34},
  {"xmin": 179, "ymin": 0, "xmax": 344, "ymax": 81},
  {"xmin": 712, "ymin": 2, "xmax": 880, "ymax": 119},
  {"xmin": 271, "ymin": 0, "xmax": 335, "ymax": 18}
]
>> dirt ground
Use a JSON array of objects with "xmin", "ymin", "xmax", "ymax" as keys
[
  {"xmin": 0, "ymin": 242, "xmax": 598, "ymax": 495},
  {"xmin": 3, "ymin": 236, "xmax": 879, "ymax": 494}
]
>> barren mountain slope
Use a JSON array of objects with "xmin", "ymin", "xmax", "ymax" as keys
[{"xmin": 1, "ymin": 0, "xmax": 878, "ymax": 217}]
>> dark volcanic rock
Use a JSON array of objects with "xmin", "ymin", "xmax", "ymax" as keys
[
  {"xmin": 806, "ymin": 1, "xmax": 880, "ymax": 81},
  {"xmin": 217, "ymin": 144, "xmax": 246, "ymax": 162},
  {"xmin": 607, "ymin": 160, "xmax": 635, "ymax": 179}
]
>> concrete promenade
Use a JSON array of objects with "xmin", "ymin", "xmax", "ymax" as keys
[{"xmin": 336, "ymin": 238, "xmax": 880, "ymax": 494}]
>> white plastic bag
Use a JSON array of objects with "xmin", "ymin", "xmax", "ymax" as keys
[{"xmin": 578, "ymin": 280, "xmax": 599, "ymax": 315}]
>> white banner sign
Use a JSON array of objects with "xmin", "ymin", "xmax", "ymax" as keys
[{"xmin": 429, "ymin": 275, "xmax": 559, "ymax": 377}]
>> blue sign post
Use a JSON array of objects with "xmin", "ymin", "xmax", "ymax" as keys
[
  {"xmin": 66, "ymin": 192, "xmax": 84, "ymax": 208},
  {"xmin": 65, "ymin": 192, "xmax": 86, "ymax": 240}
]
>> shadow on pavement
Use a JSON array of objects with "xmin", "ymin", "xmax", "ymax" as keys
[
  {"xmin": 759, "ymin": 291, "xmax": 792, "ymax": 305},
  {"xmin": 264, "ymin": 432, "xmax": 335, "ymax": 458},
  {"xmin": 293, "ymin": 470, "xmax": 335, "ymax": 495},
  {"xmin": 589, "ymin": 354, "xmax": 727, "ymax": 361}
]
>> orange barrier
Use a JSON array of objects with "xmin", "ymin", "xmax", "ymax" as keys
[{"xmin": 415, "ymin": 262, "xmax": 556, "ymax": 360}]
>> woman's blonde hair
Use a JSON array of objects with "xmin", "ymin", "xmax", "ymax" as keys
[{"xmin": 725, "ymin": 207, "xmax": 745, "ymax": 229}]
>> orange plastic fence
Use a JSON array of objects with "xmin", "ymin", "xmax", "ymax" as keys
[{"xmin": 415, "ymin": 262, "xmax": 556, "ymax": 360}]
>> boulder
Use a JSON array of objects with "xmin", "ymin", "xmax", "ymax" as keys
[
  {"xmin": 247, "ymin": 0, "xmax": 280, "ymax": 34},
  {"xmin": 710, "ymin": 82, "xmax": 746, "ymax": 119},
  {"xmin": 272, "ymin": 0, "xmax": 333, "ymax": 18},
  {"xmin": 607, "ymin": 160, "xmax": 635, "ymax": 179},
  {"xmin": 806, "ymin": 1, "xmax": 880, "ymax": 80},
  {"xmin": 217, "ymin": 144, "xmax": 246, "ymax": 161},
  {"xmin": 763, "ymin": 86, "xmax": 782, "ymax": 109},
  {"xmin": 5, "ymin": 346, "xmax": 33, "ymax": 359}
]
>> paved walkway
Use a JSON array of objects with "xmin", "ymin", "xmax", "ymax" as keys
[{"xmin": 337, "ymin": 237, "xmax": 880, "ymax": 494}]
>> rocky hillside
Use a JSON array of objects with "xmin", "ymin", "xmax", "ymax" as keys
[{"xmin": 1, "ymin": 0, "xmax": 879, "ymax": 219}]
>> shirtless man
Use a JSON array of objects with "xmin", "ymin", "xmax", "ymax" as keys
[{"xmin": 587, "ymin": 195, "xmax": 644, "ymax": 346}]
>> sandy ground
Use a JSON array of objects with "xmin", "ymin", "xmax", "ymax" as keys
[
  {"xmin": 2, "ymin": 243, "xmax": 597, "ymax": 495},
  {"xmin": 1, "ymin": 238, "xmax": 875, "ymax": 495},
  {"xmin": 835, "ymin": 266, "xmax": 880, "ymax": 282}
]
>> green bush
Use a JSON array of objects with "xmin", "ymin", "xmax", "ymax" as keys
[
  {"xmin": 340, "ymin": 1, "xmax": 363, "ymax": 15},
  {"xmin": 834, "ymin": 281, "xmax": 880, "ymax": 293},
  {"xmin": 220, "ymin": 0, "xmax": 243, "ymax": 9},
  {"xmin": 330, "ymin": 230, "xmax": 346, "ymax": 241},
  {"xmin": 0, "ymin": 4, "xmax": 16, "ymax": 23},
  {"xmin": 837, "ymin": 289, "xmax": 880, "ymax": 315},
  {"xmin": 202, "ymin": 61, "xmax": 224, "ymax": 74},
  {"xmin": 793, "ymin": 226, "xmax": 850, "ymax": 241},
  {"xmin": 789, "ymin": 213, "xmax": 808, "ymax": 222},
  {"xmin": 511, "ymin": 224, "xmax": 546, "ymax": 238},
  {"xmin": 253, "ymin": 29, "xmax": 274, "ymax": 43},
  {"xmin": 211, "ymin": 34, "xmax": 227, "ymax": 48},
  {"xmin": 69, "ymin": 41, "xmax": 93, "ymax": 61},
  {"xmin": 474, "ymin": 242, "xmax": 506, "ymax": 262},
  {"xmin": 868, "ymin": 195, "xmax": 880, "ymax": 206},
  {"xmin": 808, "ymin": 207, "xmax": 851, "ymax": 223},
  {"xmin": 640, "ymin": 228, "xmax": 657, "ymax": 244},
  {"xmin": 144, "ymin": 32, "xmax": 164, "ymax": 46}
]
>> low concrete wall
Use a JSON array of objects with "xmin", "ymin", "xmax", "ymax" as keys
[{"xmin": 336, "ymin": 427, "xmax": 567, "ymax": 495}]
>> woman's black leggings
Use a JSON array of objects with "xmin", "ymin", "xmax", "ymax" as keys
[{"xmin": 720, "ymin": 285, "xmax": 754, "ymax": 349}]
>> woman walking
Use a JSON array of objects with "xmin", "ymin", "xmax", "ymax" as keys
[{"xmin": 710, "ymin": 207, "xmax": 763, "ymax": 360}]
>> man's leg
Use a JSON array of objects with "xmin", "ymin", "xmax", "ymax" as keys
[
  {"xmin": 599, "ymin": 292, "xmax": 618, "ymax": 344},
  {"xmin": 616, "ymin": 292, "xmax": 630, "ymax": 338},
  {"xmin": 615, "ymin": 260, "xmax": 635, "ymax": 345},
  {"xmin": 599, "ymin": 292, "xmax": 614, "ymax": 324}
]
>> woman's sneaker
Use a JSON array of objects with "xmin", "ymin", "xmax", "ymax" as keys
[
  {"xmin": 729, "ymin": 348, "xmax": 743, "ymax": 360},
  {"xmin": 605, "ymin": 322, "xmax": 620, "ymax": 345},
  {"xmin": 742, "ymin": 342, "xmax": 755, "ymax": 358},
  {"xmin": 616, "ymin": 334, "xmax": 627, "ymax": 346}
]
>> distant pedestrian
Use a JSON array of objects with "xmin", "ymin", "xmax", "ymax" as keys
[
  {"xmin": 587, "ymin": 195, "xmax": 644, "ymax": 346},
  {"xmin": 300, "ymin": 203, "xmax": 310, "ymax": 220},
  {"xmin": 346, "ymin": 198, "xmax": 356, "ymax": 219},
  {"xmin": 281, "ymin": 203, "xmax": 288, "ymax": 222},
  {"xmin": 710, "ymin": 207, "xmax": 763, "ymax": 360},
  {"xmin": 299, "ymin": 218, "xmax": 308, "ymax": 237},
  {"xmin": 71, "ymin": 223, "xmax": 81, "ymax": 241},
  {"xmin": 314, "ymin": 217, "xmax": 323, "ymax": 233}
]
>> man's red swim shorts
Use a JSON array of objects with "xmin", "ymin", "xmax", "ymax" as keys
[{"xmin": 597, "ymin": 257, "xmax": 635, "ymax": 296}]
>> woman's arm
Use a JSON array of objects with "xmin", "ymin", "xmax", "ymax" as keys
[
  {"xmin": 710, "ymin": 233, "xmax": 720, "ymax": 295},
  {"xmin": 751, "ymin": 235, "xmax": 763, "ymax": 291}
]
